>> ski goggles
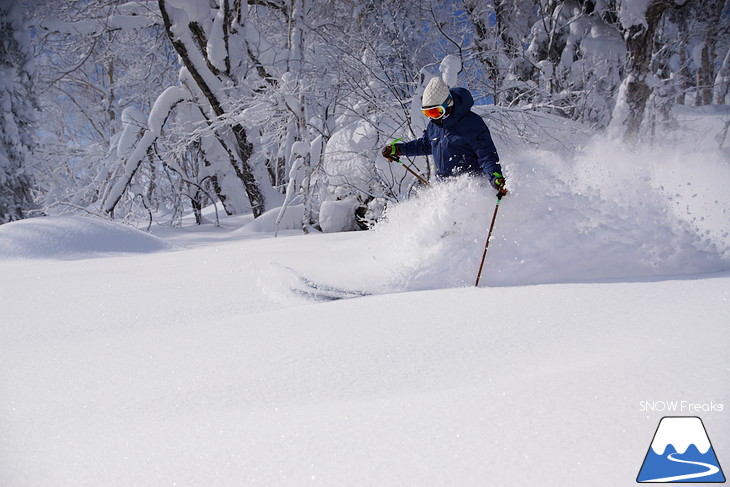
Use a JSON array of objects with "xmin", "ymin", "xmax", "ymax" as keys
[{"xmin": 421, "ymin": 95, "xmax": 453, "ymax": 120}]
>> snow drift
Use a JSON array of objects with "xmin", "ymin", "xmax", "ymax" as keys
[{"xmin": 0, "ymin": 216, "xmax": 175, "ymax": 260}]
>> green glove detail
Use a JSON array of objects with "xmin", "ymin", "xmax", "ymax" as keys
[{"xmin": 382, "ymin": 138, "xmax": 403, "ymax": 162}]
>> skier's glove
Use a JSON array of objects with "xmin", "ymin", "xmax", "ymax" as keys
[
  {"xmin": 381, "ymin": 139, "xmax": 403, "ymax": 162},
  {"xmin": 489, "ymin": 172, "xmax": 505, "ymax": 189},
  {"xmin": 490, "ymin": 172, "xmax": 507, "ymax": 195}
]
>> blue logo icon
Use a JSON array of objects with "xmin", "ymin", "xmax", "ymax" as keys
[{"xmin": 637, "ymin": 416, "xmax": 725, "ymax": 483}]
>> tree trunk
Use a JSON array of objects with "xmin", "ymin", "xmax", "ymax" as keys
[
  {"xmin": 675, "ymin": 10, "xmax": 690, "ymax": 105},
  {"xmin": 695, "ymin": 0, "xmax": 724, "ymax": 106},
  {"xmin": 619, "ymin": 1, "xmax": 678, "ymax": 145},
  {"xmin": 463, "ymin": 0, "xmax": 502, "ymax": 104},
  {"xmin": 159, "ymin": 0, "xmax": 265, "ymax": 217},
  {"xmin": 714, "ymin": 48, "xmax": 730, "ymax": 105}
]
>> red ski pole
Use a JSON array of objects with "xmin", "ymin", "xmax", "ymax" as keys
[
  {"xmin": 393, "ymin": 156, "xmax": 429, "ymax": 186},
  {"xmin": 475, "ymin": 186, "xmax": 507, "ymax": 287}
]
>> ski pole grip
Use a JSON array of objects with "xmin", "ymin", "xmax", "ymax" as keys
[{"xmin": 390, "ymin": 138, "xmax": 403, "ymax": 158}]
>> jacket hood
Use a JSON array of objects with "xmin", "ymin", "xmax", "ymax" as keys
[{"xmin": 440, "ymin": 87, "xmax": 473, "ymax": 128}]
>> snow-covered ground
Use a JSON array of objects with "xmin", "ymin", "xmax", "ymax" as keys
[{"xmin": 2, "ymin": 108, "xmax": 729, "ymax": 486}]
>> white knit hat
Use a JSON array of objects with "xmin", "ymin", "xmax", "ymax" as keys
[{"xmin": 421, "ymin": 77, "xmax": 451, "ymax": 108}]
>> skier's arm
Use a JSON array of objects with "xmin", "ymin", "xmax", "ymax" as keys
[{"xmin": 398, "ymin": 129, "xmax": 432, "ymax": 157}]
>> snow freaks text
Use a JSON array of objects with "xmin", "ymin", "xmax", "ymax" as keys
[{"xmin": 639, "ymin": 401, "xmax": 725, "ymax": 413}]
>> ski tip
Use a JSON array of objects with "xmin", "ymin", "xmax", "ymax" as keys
[{"xmin": 290, "ymin": 274, "xmax": 370, "ymax": 302}]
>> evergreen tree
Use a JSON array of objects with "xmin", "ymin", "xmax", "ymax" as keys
[{"xmin": 0, "ymin": 0, "xmax": 36, "ymax": 223}]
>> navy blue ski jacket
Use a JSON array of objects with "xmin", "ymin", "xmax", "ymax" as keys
[{"xmin": 398, "ymin": 88, "xmax": 501, "ymax": 180}]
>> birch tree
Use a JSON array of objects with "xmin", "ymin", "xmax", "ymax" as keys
[
  {"xmin": 102, "ymin": 0, "xmax": 268, "ymax": 218},
  {"xmin": 32, "ymin": 0, "xmax": 176, "ymax": 217}
]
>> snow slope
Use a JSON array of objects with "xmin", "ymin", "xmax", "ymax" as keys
[
  {"xmin": 1, "ymin": 225, "xmax": 728, "ymax": 486},
  {"xmin": 1, "ymin": 109, "xmax": 729, "ymax": 485}
]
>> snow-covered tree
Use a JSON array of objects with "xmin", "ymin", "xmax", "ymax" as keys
[
  {"xmin": 464, "ymin": 0, "xmax": 536, "ymax": 106},
  {"xmin": 0, "ymin": 0, "xmax": 36, "ymax": 223},
  {"xmin": 295, "ymin": 0, "xmax": 457, "ymax": 230},
  {"xmin": 610, "ymin": 0, "xmax": 688, "ymax": 145},
  {"xmin": 31, "ymin": 0, "xmax": 177, "ymax": 219},
  {"xmin": 464, "ymin": 1, "xmax": 626, "ymax": 128},
  {"xmin": 693, "ymin": 0, "xmax": 726, "ymax": 106},
  {"xmin": 103, "ymin": 0, "xmax": 329, "ymax": 220},
  {"xmin": 525, "ymin": 1, "xmax": 625, "ymax": 127}
]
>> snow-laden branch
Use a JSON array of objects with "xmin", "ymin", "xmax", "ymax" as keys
[
  {"xmin": 37, "ymin": 15, "xmax": 158, "ymax": 36},
  {"xmin": 103, "ymin": 86, "xmax": 191, "ymax": 215}
]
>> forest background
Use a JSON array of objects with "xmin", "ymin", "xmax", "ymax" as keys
[{"xmin": 1, "ymin": 0, "xmax": 729, "ymax": 230}]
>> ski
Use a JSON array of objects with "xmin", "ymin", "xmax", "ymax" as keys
[{"xmin": 291, "ymin": 274, "xmax": 370, "ymax": 302}]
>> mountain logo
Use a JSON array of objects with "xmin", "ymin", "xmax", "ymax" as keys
[{"xmin": 637, "ymin": 416, "xmax": 725, "ymax": 483}]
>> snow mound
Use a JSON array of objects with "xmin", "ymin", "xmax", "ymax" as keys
[
  {"xmin": 0, "ymin": 216, "xmax": 175, "ymax": 260},
  {"xmin": 238, "ymin": 204, "xmax": 304, "ymax": 234},
  {"xmin": 320, "ymin": 198, "xmax": 360, "ymax": 233},
  {"xmin": 372, "ymin": 145, "xmax": 730, "ymax": 290}
]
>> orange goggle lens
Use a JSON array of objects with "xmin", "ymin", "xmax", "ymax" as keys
[{"xmin": 422, "ymin": 105, "xmax": 446, "ymax": 119}]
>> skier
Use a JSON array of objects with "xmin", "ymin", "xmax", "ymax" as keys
[{"xmin": 381, "ymin": 77, "xmax": 505, "ymax": 192}]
